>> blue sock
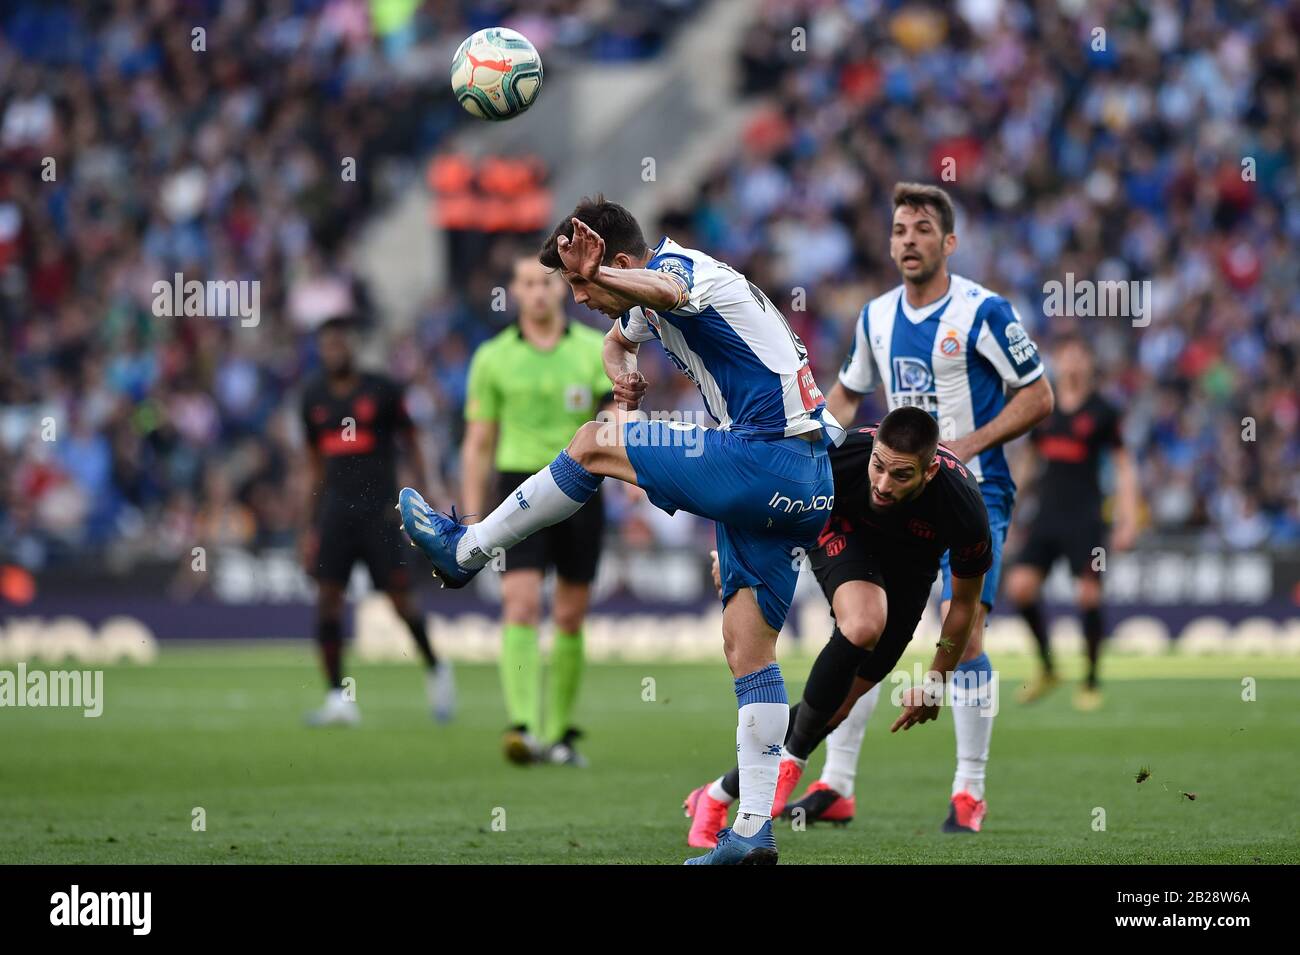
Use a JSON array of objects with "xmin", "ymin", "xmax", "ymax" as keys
[{"xmin": 548, "ymin": 450, "xmax": 603, "ymax": 502}]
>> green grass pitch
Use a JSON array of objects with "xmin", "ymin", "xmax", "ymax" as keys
[{"xmin": 3, "ymin": 645, "xmax": 1298, "ymax": 864}]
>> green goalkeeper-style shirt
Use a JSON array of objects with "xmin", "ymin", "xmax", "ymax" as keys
[{"xmin": 465, "ymin": 321, "xmax": 612, "ymax": 473}]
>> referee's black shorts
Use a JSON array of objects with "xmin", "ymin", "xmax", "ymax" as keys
[
  {"xmin": 495, "ymin": 471, "xmax": 605, "ymax": 583},
  {"xmin": 808, "ymin": 515, "xmax": 936, "ymax": 685},
  {"xmin": 314, "ymin": 504, "xmax": 411, "ymax": 591}
]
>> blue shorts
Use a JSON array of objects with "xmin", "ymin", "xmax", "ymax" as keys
[
  {"xmin": 624, "ymin": 419, "xmax": 833, "ymax": 632},
  {"xmin": 941, "ymin": 482, "xmax": 1013, "ymax": 608}
]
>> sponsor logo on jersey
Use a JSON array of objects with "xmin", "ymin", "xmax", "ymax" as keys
[
  {"xmin": 893, "ymin": 356, "xmax": 935, "ymax": 392},
  {"xmin": 767, "ymin": 491, "xmax": 834, "ymax": 514},
  {"xmin": 564, "ymin": 384, "xmax": 592, "ymax": 412},
  {"xmin": 797, "ymin": 365, "xmax": 824, "ymax": 411},
  {"xmin": 652, "ymin": 257, "xmax": 692, "ymax": 288},
  {"xmin": 515, "ymin": 489, "xmax": 530, "ymax": 510},
  {"xmin": 907, "ymin": 518, "xmax": 937, "ymax": 540},
  {"xmin": 890, "ymin": 357, "xmax": 939, "ymax": 413},
  {"xmin": 1004, "ymin": 321, "xmax": 1038, "ymax": 364}
]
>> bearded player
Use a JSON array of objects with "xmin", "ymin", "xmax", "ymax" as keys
[
  {"xmin": 684, "ymin": 408, "xmax": 991, "ymax": 849},
  {"xmin": 781, "ymin": 183, "xmax": 1052, "ymax": 834},
  {"xmin": 398, "ymin": 196, "xmax": 837, "ymax": 864}
]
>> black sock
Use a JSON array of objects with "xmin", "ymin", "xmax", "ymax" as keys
[
  {"xmin": 786, "ymin": 630, "xmax": 867, "ymax": 761},
  {"xmin": 1020, "ymin": 601, "xmax": 1052, "ymax": 673},
  {"xmin": 402, "ymin": 613, "xmax": 437, "ymax": 668},
  {"xmin": 317, "ymin": 618, "xmax": 344, "ymax": 689},
  {"xmin": 720, "ymin": 766, "xmax": 740, "ymax": 800},
  {"xmin": 1082, "ymin": 605, "xmax": 1104, "ymax": 688}
]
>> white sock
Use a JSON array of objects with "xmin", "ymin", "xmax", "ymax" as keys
[
  {"xmin": 733, "ymin": 663, "xmax": 788, "ymax": 838},
  {"xmin": 707, "ymin": 777, "xmax": 735, "ymax": 805},
  {"xmin": 951, "ymin": 655, "xmax": 995, "ymax": 801},
  {"xmin": 819, "ymin": 683, "xmax": 880, "ymax": 797},
  {"xmin": 456, "ymin": 453, "xmax": 599, "ymax": 568}
]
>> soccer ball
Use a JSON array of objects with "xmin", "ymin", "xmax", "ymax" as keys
[{"xmin": 451, "ymin": 28, "xmax": 543, "ymax": 121}]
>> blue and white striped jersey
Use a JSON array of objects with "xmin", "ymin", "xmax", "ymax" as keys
[
  {"xmin": 619, "ymin": 237, "xmax": 835, "ymax": 441},
  {"xmin": 839, "ymin": 274, "xmax": 1043, "ymax": 488}
]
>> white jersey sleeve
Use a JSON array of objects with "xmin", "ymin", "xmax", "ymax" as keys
[
  {"xmin": 646, "ymin": 247, "xmax": 707, "ymax": 317},
  {"xmin": 618, "ymin": 306, "xmax": 658, "ymax": 344},
  {"xmin": 972, "ymin": 296, "xmax": 1044, "ymax": 388},
  {"xmin": 838, "ymin": 304, "xmax": 880, "ymax": 393}
]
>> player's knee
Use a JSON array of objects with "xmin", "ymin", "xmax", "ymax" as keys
[
  {"xmin": 502, "ymin": 591, "xmax": 542, "ymax": 627},
  {"xmin": 568, "ymin": 419, "xmax": 623, "ymax": 472},
  {"xmin": 720, "ymin": 632, "xmax": 773, "ymax": 677},
  {"xmin": 566, "ymin": 421, "xmax": 603, "ymax": 468},
  {"xmin": 554, "ymin": 608, "xmax": 585, "ymax": 634},
  {"xmin": 837, "ymin": 614, "xmax": 883, "ymax": 650},
  {"xmin": 1006, "ymin": 568, "xmax": 1038, "ymax": 606},
  {"xmin": 1077, "ymin": 575, "xmax": 1102, "ymax": 609}
]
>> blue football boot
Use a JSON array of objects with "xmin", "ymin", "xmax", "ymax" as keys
[
  {"xmin": 684, "ymin": 820, "xmax": 778, "ymax": 865},
  {"xmin": 397, "ymin": 487, "xmax": 480, "ymax": 589}
]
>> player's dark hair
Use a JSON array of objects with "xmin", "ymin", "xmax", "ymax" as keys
[
  {"xmin": 1053, "ymin": 332, "xmax": 1093, "ymax": 356},
  {"xmin": 539, "ymin": 194, "xmax": 648, "ymax": 269},
  {"xmin": 893, "ymin": 182, "xmax": 956, "ymax": 236},
  {"xmin": 317, "ymin": 315, "xmax": 355, "ymax": 336},
  {"xmin": 876, "ymin": 406, "xmax": 940, "ymax": 464}
]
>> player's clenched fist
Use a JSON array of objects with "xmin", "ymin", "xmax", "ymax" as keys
[
  {"xmin": 709, "ymin": 549, "xmax": 722, "ymax": 597},
  {"xmin": 556, "ymin": 218, "xmax": 605, "ymax": 281},
  {"xmin": 613, "ymin": 371, "xmax": 647, "ymax": 410}
]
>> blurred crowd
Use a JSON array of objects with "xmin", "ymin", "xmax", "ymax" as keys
[
  {"xmin": 1, "ymin": 0, "xmax": 1297, "ymax": 574},
  {"xmin": 0, "ymin": 0, "xmax": 700, "ymax": 572},
  {"xmin": 656, "ymin": 0, "xmax": 1299, "ymax": 549}
]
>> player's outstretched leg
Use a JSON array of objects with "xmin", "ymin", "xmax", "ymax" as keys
[
  {"xmin": 400, "ymin": 444, "xmax": 605, "ymax": 587},
  {"xmin": 787, "ymin": 684, "xmax": 881, "ymax": 825}
]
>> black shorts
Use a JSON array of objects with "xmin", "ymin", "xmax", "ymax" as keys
[
  {"xmin": 315, "ymin": 505, "xmax": 411, "ymax": 591},
  {"xmin": 808, "ymin": 516, "xmax": 936, "ymax": 685},
  {"xmin": 1016, "ymin": 514, "xmax": 1106, "ymax": 578},
  {"xmin": 495, "ymin": 471, "xmax": 605, "ymax": 583}
]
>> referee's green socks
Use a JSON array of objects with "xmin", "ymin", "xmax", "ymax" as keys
[
  {"xmin": 501, "ymin": 624, "xmax": 541, "ymax": 733},
  {"xmin": 545, "ymin": 630, "xmax": 585, "ymax": 744}
]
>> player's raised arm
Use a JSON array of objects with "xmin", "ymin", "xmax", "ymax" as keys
[{"xmin": 560, "ymin": 218, "xmax": 687, "ymax": 314}]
